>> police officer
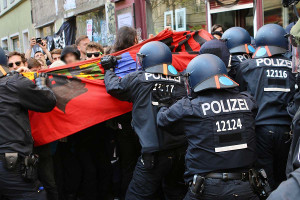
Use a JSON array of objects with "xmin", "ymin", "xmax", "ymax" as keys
[
  {"xmin": 267, "ymin": 88, "xmax": 300, "ymax": 199},
  {"xmin": 155, "ymin": 54, "xmax": 259, "ymax": 200},
  {"xmin": 238, "ymin": 24, "xmax": 295, "ymax": 190},
  {"xmin": 0, "ymin": 47, "xmax": 57, "ymax": 199},
  {"xmin": 101, "ymin": 41, "xmax": 188, "ymax": 200},
  {"xmin": 221, "ymin": 27, "xmax": 255, "ymax": 81}
]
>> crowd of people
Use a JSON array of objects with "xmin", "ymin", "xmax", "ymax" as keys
[{"xmin": 0, "ymin": 19, "xmax": 300, "ymax": 200}]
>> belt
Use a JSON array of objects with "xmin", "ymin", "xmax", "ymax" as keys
[{"xmin": 206, "ymin": 172, "xmax": 249, "ymax": 181}]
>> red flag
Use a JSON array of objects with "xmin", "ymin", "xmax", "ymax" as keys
[{"xmin": 29, "ymin": 29, "xmax": 212, "ymax": 146}]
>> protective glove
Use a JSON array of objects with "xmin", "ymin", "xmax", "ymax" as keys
[
  {"xmin": 101, "ymin": 55, "xmax": 118, "ymax": 71},
  {"xmin": 34, "ymin": 73, "xmax": 48, "ymax": 89},
  {"xmin": 152, "ymin": 87, "xmax": 175, "ymax": 108}
]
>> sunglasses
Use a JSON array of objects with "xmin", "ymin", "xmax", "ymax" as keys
[
  {"xmin": 87, "ymin": 52, "xmax": 102, "ymax": 58},
  {"xmin": 8, "ymin": 61, "xmax": 22, "ymax": 68}
]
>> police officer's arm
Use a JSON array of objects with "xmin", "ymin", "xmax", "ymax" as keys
[
  {"xmin": 236, "ymin": 61, "xmax": 249, "ymax": 92},
  {"xmin": 11, "ymin": 74, "xmax": 56, "ymax": 112},
  {"xmin": 157, "ymin": 97, "xmax": 193, "ymax": 130},
  {"xmin": 104, "ymin": 70, "xmax": 136, "ymax": 102}
]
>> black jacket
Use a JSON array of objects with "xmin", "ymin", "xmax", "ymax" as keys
[
  {"xmin": 0, "ymin": 73, "xmax": 56, "ymax": 156},
  {"xmin": 104, "ymin": 70, "xmax": 187, "ymax": 153},
  {"xmin": 157, "ymin": 88, "xmax": 257, "ymax": 182},
  {"xmin": 228, "ymin": 53, "xmax": 251, "ymax": 80},
  {"xmin": 237, "ymin": 55, "xmax": 295, "ymax": 126}
]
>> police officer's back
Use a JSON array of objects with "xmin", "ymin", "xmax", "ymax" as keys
[
  {"xmin": 239, "ymin": 24, "xmax": 295, "ymax": 189},
  {"xmin": 222, "ymin": 27, "xmax": 255, "ymax": 81},
  {"xmin": 102, "ymin": 41, "xmax": 187, "ymax": 200},
  {"xmin": 0, "ymin": 47, "xmax": 57, "ymax": 199},
  {"xmin": 156, "ymin": 54, "xmax": 259, "ymax": 200}
]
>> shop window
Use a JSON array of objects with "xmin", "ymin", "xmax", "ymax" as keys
[
  {"xmin": 146, "ymin": 0, "xmax": 206, "ymax": 36},
  {"xmin": 76, "ymin": 7, "xmax": 107, "ymax": 46},
  {"xmin": 263, "ymin": 0, "xmax": 283, "ymax": 25},
  {"xmin": 22, "ymin": 31, "xmax": 29, "ymax": 53}
]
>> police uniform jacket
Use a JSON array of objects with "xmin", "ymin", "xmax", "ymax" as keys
[
  {"xmin": 229, "ymin": 53, "xmax": 251, "ymax": 80},
  {"xmin": 238, "ymin": 55, "xmax": 295, "ymax": 126},
  {"xmin": 157, "ymin": 88, "xmax": 257, "ymax": 182},
  {"xmin": 0, "ymin": 73, "xmax": 56, "ymax": 156},
  {"xmin": 105, "ymin": 70, "xmax": 187, "ymax": 153}
]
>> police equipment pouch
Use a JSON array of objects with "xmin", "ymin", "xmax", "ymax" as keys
[
  {"xmin": 141, "ymin": 153, "xmax": 156, "ymax": 169},
  {"xmin": 21, "ymin": 154, "xmax": 39, "ymax": 182},
  {"xmin": 4, "ymin": 153, "xmax": 18, "ymax": 170},
  {"xmin": 190, "ymin": 174, "xmax": 205, "ymax": 195},
  {"xmin": 249, "ymin": 169, "xmax": 271, "ymax": 200}
]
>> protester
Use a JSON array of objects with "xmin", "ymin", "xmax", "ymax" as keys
[
  {"xmin": 61, "ymin": 45, "xmax": 80, "ymax": 64},
  {"xmin": 37, "ymin": 58, "xmax": 48, "ymax": 70},
  {"xmin": 25, "ymin": 37, "xmax": 53, "ymax": 63},
  {"xmin": 27, "ymin": 58, "xmax": 42, "ymax": 72},
  {"xmin": 75, "ymin": 35, "xmax": 90, "ymax": 60},
  {"xmin": 86, "ymin": 42, "xmax": 104, "ymax": 60},
  {"xmin": 211, "ymin": 24, "xmax": 224, "ymax": 39},
  {"xmin": 111, "ymin": 26, "xmax": 138, "ymax": 53},
  {"xmin": 51, "ymin": 49, "xmax": 62, "ymax": 62},
  {"xmin": 7, "ymin": 51, "xmax": 29, "ymax": 72}
]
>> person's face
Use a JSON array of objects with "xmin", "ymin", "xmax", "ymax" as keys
[
  {"xmin": 213, "ymin": 34, "xmax": 222, "ymax": 40},
  {"xmin": 215, "ymin": 27, "xmax": 223, "ymax": 34},
  {"xmin": 8, "ymin": 55, "xmax": 26, "ymax": 71},
  {"xmin": 35, "ymin": 52, "xmax": 45, "ymax": 61},
  {"xmin": 30, "ymin": 66, "xmax": 41, "ymax": 72},
  {"xmin": 78, "ymin": 38, "xmax": 90, "ymax": 55},
  {"xmin": 64, "ymin": 53, "xmax": 78, "ymax": 64},
  {"xmin": 86, "ymin": 48, "xmax": 102, "ymax": 60},
  {"xmin": 52, "ymin": 53, "xmax": 61, "ymax": 62}
]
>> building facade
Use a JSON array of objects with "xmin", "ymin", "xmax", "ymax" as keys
[{"xmin": 0, "ymin": 0, "xmax": 35, "ymax": 52}]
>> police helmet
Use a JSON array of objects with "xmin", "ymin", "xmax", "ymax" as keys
[
  {"xmin": 136, "ymin": 41, "xmax": 178, "ymax": 76},
  {"xmin": 253, "ymin": 24, "xmax": 288, "ymax": 58},
  {"xmin": 221, "ymin": 27, "xmax": 255, "ymax": 54},
  {"xmin": 186, "ymin": 54, "xmax": 238, "ymax": 93},
  {"xmin": 0, "ymin": 47, "xmax": 9, "ymax": 78}
]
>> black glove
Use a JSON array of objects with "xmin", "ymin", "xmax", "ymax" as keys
[
  {"xmin": 101, "ymin": 55, "xmax": 118, "ymax": 71},
  {"xmin": 152, "ymin": 88, "xmax": 174, "ymax": 108},
  {"xmin": 34, "ymin": 73, "xmax": 48, "ymax": 89}
]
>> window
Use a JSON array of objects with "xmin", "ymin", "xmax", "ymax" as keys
[
  {"xmin": 22, "ymin": 31, "xmax": 29, "ymax": 53},
  {"xmin": 1, "ymin": 38, "xmax": 8, "ymax": 51},
  {"xmin": 11, "ymin": 36, "xmax": 20, "ymax": 52},
  {"xmin": 3, "ymin": 0, "xmax": 7, "ymax": 9}
]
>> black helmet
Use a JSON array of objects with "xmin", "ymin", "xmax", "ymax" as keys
[
  {"xmin": 253, "ymin": 24, "xmax": 288, "ymax": 58},
  {"xmin": 186, "ymin": 54, "xmax": 238, "ymax": 93},
  {"xmin": 61, "ymin": 45, "xmax": 80, "ymax": 62},
  {"xmin": 136, "ymin": 41, "xmax": 178, "ymax": 76},
  {"xmin": 0, "ymin": 47, "xmax": 9, "ymax": 78},
  {"xmin": 221, "ymin": 27, "xmax": 255, "ymax": 54},
  {"xmin": 199, "ymin": 39, "xmax": 230, "ymax": 67}
]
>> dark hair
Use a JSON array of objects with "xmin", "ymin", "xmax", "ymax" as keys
[
  {"xmin": 8, "ymin": 51, "xmax": 27, "ymax": 63},
  {"xmin": 86, "ymin": 42, "xmax": 104, "ymax": 53},
  {"xmin": 27, "ymin": 58, "xmax": 41, "ymax": 69},
  {"xmin": 34, "ymin": 51, "xmax": 43, "ymax": 56},
  {"xmin": 111, "ymin": 27, "xmax": 137, "ymax": 53},
  {"xmin": 75, "ymin": 35, "xmax": 89, "ymax": 46},
  {"xmin": 51, "ymin": 49, "xmax": 62, "ymax": 56},
  {"xmin": 211, "ymin": 24, "xmax": 224, "ymax": 33}
]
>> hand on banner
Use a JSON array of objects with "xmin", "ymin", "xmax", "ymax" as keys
[{"xmin": 101, "ymin": 55, "xmax": 118, "ymax": 71}]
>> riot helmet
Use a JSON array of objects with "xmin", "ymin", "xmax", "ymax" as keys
[
  {"xmin": 221, "ymin": 27, "xmax": 255, "ymax": 54},
  {"xmin": 186, "ymin": 54, "xmax": 238, "ymax": 93},
  {"xmin": 136, "ymin": 41, "xmax": 178, "ymax": 76},
  {"xmin": 253, "ymin": 24, "xmax": 288, "ymax": 58}
]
